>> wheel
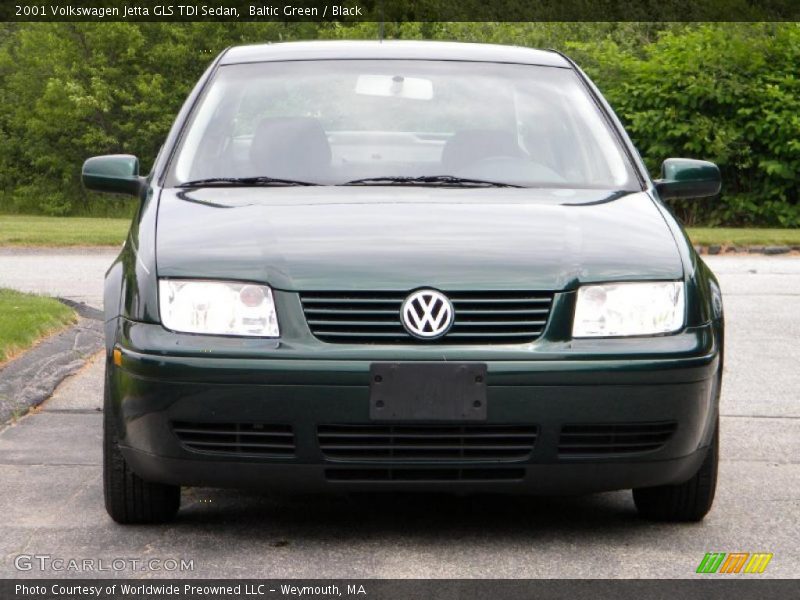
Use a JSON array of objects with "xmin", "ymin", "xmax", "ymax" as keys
[
  {"xmin": 103, "ymin": 362, "xmax": 180, "ymax": 524},
  {"xmin": 633, "ymin": 418, "xmax": 718, "ymax": 522}
]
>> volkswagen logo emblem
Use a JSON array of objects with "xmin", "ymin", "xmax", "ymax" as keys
[{"xmin": 401, "ymin": 289, "xmax": 454, "ymax": 339}]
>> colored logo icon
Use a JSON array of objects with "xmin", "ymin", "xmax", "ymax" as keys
[{"xmin": 696, "ymin": 552, "xmax": 773, "ymax": 574}]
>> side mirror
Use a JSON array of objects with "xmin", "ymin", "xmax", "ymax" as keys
[
  {"xmin": 82, "ymin": 154, "xmax": 142, "ymax": 196},
  {"xmin": 654, "ymin": 158, "xmax": 721, "ymax": 200}
]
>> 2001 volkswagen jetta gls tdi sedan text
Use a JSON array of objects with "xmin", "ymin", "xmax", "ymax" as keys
[{"xmin": 84, "ymin": 41, "xmax": 724, "ymax": 525}]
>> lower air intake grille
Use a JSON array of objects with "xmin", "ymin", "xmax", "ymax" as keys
[
  {"xmin": 318, "ymin": 424, "xmax": 538, "ymax": 461},
  {"xmin": 300, "ymin": 291, "xmax": 553, "ymax": 344},
  {"xmin": 558, "ymin": 422, "xmax": 677, "ymax": 457},
  {"xmin": 172, "ymin": 422, "xmax": 295, "ymax": 457},
  {"xmin": 325, "ymin": 468, "xmax": 525, "ymax": 482}
]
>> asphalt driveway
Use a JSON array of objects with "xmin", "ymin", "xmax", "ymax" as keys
[
  {"xmin": 0, "ymin": 250, "xmax": 798, "ymax": 578},
  {"xmin": 0, "ymin": 247, "xmax": 117, "ymax": 308}
]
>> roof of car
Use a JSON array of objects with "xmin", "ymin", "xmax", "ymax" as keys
[{"xmin": 220, "ymin": 40, "xmax": 570, "ymax": 68}]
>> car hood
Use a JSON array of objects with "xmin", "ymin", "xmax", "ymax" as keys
[{"xmin": 155, "ymin": 187, "xmax": 683, "ymax": 291}]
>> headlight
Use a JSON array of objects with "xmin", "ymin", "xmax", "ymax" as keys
[
  {"xmin": 572, "ymin": 281, "xmax": 685, "ymax": 338},
  {"xmin": 159, "ymin": 279, "xmax": 279, "ymax": 337}
]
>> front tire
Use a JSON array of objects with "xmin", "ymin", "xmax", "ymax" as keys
[
  {"xmin": 103, "ymin": 362, "xmax": 180, "ymax": 524},
  {"xmin": 633, "ymin": 418, "xmax": 718, "ymax": 522}
]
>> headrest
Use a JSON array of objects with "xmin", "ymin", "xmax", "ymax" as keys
[{"xmin": 249, "ymin": 117, "xmax": 331, "ymax": 181}]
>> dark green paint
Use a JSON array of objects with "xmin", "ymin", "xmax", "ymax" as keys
[
  {"xmin": 94, "ymin": 43, "xmax": 724, "ymax": 494},
  {"xmin": 82, "ymin": 154, "xmax": 143, "ymax": 196},
  {"xmin": 655, "ymin": 158, "xmax": 722, "ymax": 200},
  {"xmin": 156, "ymin": 187, "xmax": 684, "ymax": 291}
]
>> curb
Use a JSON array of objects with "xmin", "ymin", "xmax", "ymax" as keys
[
  {"xmin": 0, "ymin": 300, "xmax": 103, "ymax": 425},
  {"xmin": 58, "ymin": 297, "xmax": 104, "ymax": 321},
  {"xmin": 694, "ymin": 244, "xmax": 799, "ymax": 256}
]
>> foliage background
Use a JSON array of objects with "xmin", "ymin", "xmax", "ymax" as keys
[{"xmin": 0, "ymin": 22, "xmax": 798, "ymax": 226}]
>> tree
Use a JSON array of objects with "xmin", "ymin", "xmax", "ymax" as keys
[{"xmin": 1, "ymin": 22, "xmax": 798, "ymax": 225}]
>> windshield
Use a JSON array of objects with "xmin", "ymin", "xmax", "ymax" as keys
[{"xmin": 168, "ymin": 60, "xmax": 637, "ymax": 189}]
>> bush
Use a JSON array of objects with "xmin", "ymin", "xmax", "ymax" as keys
[
  {"xmin": 572, "ymin": 24, "xmax": 800, "ymax": 226},
  {"xmin": 0, "ymin": 23, "xmax": 318, "ymax": 216},
  {"xmin": 1, "ymin": 22, "xmax": 798, "ymax": 226}
]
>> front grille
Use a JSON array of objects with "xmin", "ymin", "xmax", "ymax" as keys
[
  {"xmin": 172, "ymin": 422, "xmax": 295, "ymax": 457},
  {"xmin": 558, "ymin": 422, "xmax": 677, "ymax": 457},
  {"xmin": 299, "ymin": 291, "xmax": 553, "ymax": 344},
  {"xmin": 318, "ymin": 424, "xmax": 538, "ymax": 462},
  {"xmin": 325, "ymin": 467, "xmax": 525, "ymax": 482}
]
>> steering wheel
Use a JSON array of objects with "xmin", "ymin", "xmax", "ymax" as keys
[{"xmin": 456, "ymin": 155, "xmax": 566, "ymax": 183}]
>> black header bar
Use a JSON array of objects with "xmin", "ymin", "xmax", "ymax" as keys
[{"xmin": 3, "ymin": 0, "xmax": 800, "ymax": 22}]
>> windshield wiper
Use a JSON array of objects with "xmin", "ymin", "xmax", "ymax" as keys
[
  {"xmin": 177, "ymin": 176, "xmax": 319, "ymax": 188},
  {"xmin": 340, "ymin": 175, "xmax": 522, "ymax": 188}
]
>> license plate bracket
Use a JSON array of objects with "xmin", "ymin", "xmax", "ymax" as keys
[{"xmin": 369, "ymin": 363, "xmax": 487, "ymax": 421}]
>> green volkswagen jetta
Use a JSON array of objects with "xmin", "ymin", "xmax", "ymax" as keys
[{"xmin": 84, "ymin": 41, "xmax": 724, "ymax": 525}]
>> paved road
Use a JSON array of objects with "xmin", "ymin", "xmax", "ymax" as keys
[
  {"xmin": 0, "ymin": 252, "xmax": 798, "ymax": 578},
  {"xmin": 0, "ymin": 247, "xmax": 118, "ymax": 309}
]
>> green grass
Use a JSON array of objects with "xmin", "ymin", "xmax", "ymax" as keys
[
  {"xmin": 0, "ymin": 289, "xmax": 76, "ymax": 363},
  {"xmin": 1, "ymin": 215, "xmax": 799, "ymax": 248},
  {"xmin": 0, "ymin": 215, "xmax": 129, "ymax": 246},
  {"xmin": 686, "ymin": 228, "xmax": 800, "ymax": 247}
]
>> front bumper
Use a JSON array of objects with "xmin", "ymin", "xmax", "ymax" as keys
[{"xmin": 111, "ymin": 320, "xmax": 720, "ymax": 494}]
